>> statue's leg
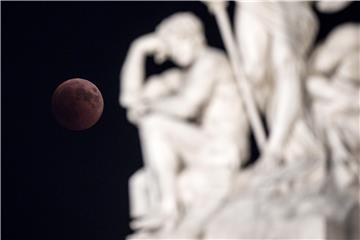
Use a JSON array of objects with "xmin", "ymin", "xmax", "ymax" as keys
[
  {"xmin": 172, "ymin": 140, "xmax": 241, "ymax": 238},
  {"xmin": 174, "ymin": 168, "xmax": 234, "ymax": 239},
  {"xmin": 129, "ymin": 169, "xmax": 149, "ymax": 219},
  {"xmin": 137, "ymin": 113, "xmax": 207, "ymax": 230}
]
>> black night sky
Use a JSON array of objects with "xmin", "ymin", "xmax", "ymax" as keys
[{"xmin": 2, "ymin": 2, "xmax": 360, "ymax": 240}]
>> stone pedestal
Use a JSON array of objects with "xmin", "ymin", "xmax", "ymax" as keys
[{"xmin": 204, "ymin": 197, "xmax": 359, "ymax": 239}]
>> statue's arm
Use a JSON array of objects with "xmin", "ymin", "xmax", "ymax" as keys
[
  {"xmin": 120, "ymin": 41, "xmax": 147, "ymax": 108},
  {"xmin": 150, "ymin": 59, "xmax": 214, "ymax": 119},
  {"xmin": 306, "ymin": 75, "xmax": 335, "ymax": 100},
  {"xmin": 142, "ymin": 69, "xmax": 183, "ymax": 102},
  {"xmin": 119, "ymin": 34, "xmax": 166, "ymax": 109}
]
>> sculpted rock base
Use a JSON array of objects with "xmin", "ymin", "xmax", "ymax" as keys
[{"xmin": 204, "ymin": 192, "xmax": 359, "ymax": 239}]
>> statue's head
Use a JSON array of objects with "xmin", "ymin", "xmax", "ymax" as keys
[{"xmin": 156, "ymin": 12, "xmax": 206, "ymax": 67}]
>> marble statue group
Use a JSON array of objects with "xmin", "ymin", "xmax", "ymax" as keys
[{"xmin": 119, "ymin": 1, "xmax": 359, "ymax": 239}]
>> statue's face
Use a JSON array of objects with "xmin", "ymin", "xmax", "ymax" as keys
[{"xmin": 166, "ymin": 34, "xmax": 199, "ymax": 67}]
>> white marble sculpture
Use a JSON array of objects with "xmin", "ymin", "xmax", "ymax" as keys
[
  {"xmin": 120, "ymin": 1, "xmax": 359, "ymax": 239},
  {"xmin": 203, "ymin": 20, "xmax": 359, "ymax": 240},
  {"xmin": 120, "ymin": 12, "xmax": 249, "ymax": 238},
  {"xmin": 308, "ymin": 23, "xmax": 360, "ymax": 191}
]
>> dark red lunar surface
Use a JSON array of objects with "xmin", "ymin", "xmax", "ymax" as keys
[{"xmin": 52, "ymin": 78, "xmax": 104, "ymax": 131}]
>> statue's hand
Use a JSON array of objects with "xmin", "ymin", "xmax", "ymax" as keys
[
  {"xmin": 133, "ymin": 33, "xmax": 168, "ymax": 63},
  {"xmin": 127, "ymin": 101, "xmax": 151, "ymax": 124}
]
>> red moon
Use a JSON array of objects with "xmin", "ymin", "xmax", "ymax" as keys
[{"xmin": 52, "ymin": 78, "xmax": 104, "ymax": 131}]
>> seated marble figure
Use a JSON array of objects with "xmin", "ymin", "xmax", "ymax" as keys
[{"xmin": 120, "ymin": 12, "xmax": 249, "ymax": 238}]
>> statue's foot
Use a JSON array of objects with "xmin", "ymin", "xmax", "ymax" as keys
[
  {"xmin": 130, "ymin": 214, "xmax": 165, "ymax": 230},
  {"xmin": 131, "ymin": 210, "xmax": 178, "ymax": 232},
  {"xmin": 155, "ymin": 227, "xmax": 188, "ymax": 239},
  {"xmin": 126, "ymin": 230, "xmax": 152, "ymax": 240}
]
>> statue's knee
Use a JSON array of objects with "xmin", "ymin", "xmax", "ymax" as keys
[
  {"xmin": 129, "ymin": 169, "xmax": 146, "ymax": 190},
  {"xmin": 140, "ymin": 114, "xmax": 166, "ymax": 129},
  {"xmin": 129, "ymin": 169, "xmax": 152, "ymax": 218}
]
